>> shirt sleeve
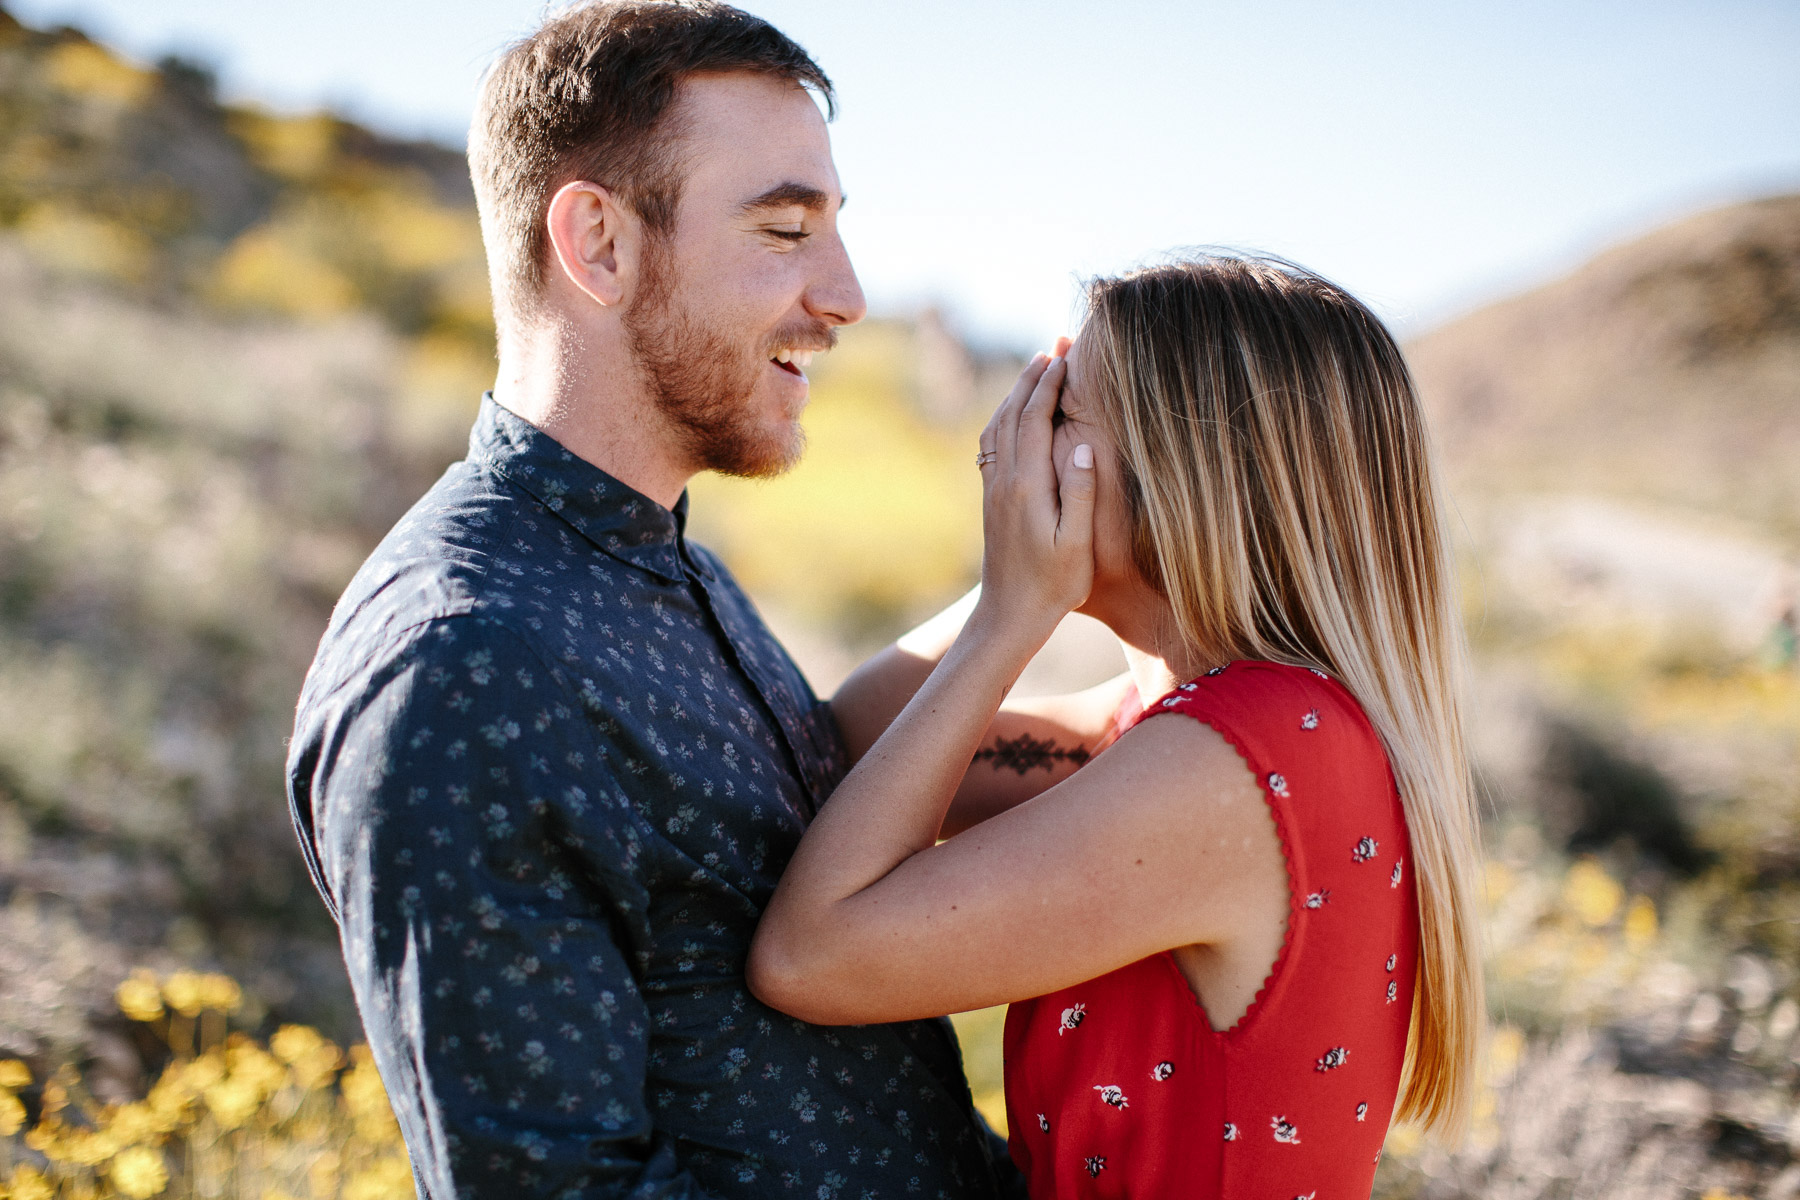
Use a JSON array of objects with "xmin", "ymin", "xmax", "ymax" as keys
[{"xmin": 299, "ymin": 614, "xmax": 722, "ymax": 1200}]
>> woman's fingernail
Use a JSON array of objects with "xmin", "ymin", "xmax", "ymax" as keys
[
  {"xmin": 1050, "ymin": 355, "xmax": 1065, "ymax": 367},
  {"xmin": 1073, "ymin": 444, "xmax": 1093, "ymax": 469}
]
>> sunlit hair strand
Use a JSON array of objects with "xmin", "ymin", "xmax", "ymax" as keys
[{"xmin": 1083, "ymin": 253, "xmax": 1483, "ymax": 1140}]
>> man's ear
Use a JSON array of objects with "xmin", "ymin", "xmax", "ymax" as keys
[{"xmin": 544, "ymin": 181, "xmax": 639, "ymax": 309}]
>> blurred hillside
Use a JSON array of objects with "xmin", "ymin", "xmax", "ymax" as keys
[
  {"xmin": 0, "ymin": 4, "xmax": 492, "ymax": 380},
  {"xmin": 1413, "ymin": 195, "xmax": 1800, "ymax": 534},
  {"xmin": 1382, "ymin": 197, "xmax": 1800, "ymax": 1199},
  {"xmin": 0, "ymin": 5, "xmax": 1797, "ymax": 1197},
  {"xmin": 0, "ymin": 244, "xmax": 445, "ymax": 1070}
]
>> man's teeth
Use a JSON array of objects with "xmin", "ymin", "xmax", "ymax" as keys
[{"xmin": 772, "ymin": 349, "xmax": 814, "ymax": 368}]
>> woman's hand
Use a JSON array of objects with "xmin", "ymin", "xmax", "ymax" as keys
[{"xmin": 973, "ymin": 351, "xmax": 1096, "ymax": 648}]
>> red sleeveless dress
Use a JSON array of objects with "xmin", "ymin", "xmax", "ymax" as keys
[{"xmin": 1002, "ymin": 661, "xmax": 1419, "ymax": 1199}]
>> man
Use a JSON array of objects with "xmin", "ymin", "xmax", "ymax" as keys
[{"xmin": 286, "ymin": 3, "xmax": 1018, "ymax": 1197}]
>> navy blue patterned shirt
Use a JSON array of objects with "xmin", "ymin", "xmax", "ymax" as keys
[{"xmin": 287, "ymin": 396, "xmax": 1015, "ymax": 1200}]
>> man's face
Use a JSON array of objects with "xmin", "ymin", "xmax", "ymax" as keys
[{"xmin": 625, "ymin": 71, "xmax": 866, "ymax": 479}]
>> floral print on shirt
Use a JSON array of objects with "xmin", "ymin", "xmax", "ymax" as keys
[{"xmin": 289, "ymin": 396, "xmax": 1012, "ymax": 1200}]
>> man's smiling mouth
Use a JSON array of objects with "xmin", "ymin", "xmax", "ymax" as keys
[{"xmin": 771, "ymin": 348, "xmax": 815, "ymax": 376}]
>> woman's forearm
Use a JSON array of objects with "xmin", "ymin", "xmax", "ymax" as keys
[
  {"xmin": 757, "ymin": 604, "xmax": 1048, "ymax": 962},
  {"xmin": 753, "ymin": 348, "xmax": 1093, "ymax": 1003}
]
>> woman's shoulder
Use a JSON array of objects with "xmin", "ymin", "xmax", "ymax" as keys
[
  {"xmin": 1142, "ymin": 659, "xmax": 1363, "ymax": 725},
  {"xmin": 1134, "ymin": 660, "xmax": 1388, "ymax": 783}
]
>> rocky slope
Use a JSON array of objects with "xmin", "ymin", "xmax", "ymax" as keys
[{"xmin": 1409, "ymin": 194, "xmax": 1800, "ymax": 535}]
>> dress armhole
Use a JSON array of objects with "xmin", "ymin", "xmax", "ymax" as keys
[{"xmin": 1137, "ymin": 699, "xmax": 1302, "ymax": 1040}]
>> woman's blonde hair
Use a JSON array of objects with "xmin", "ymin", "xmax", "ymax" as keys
[{"xmin": 1083, "ymin": 254, "xmax": 1483, "ymax": 1140}]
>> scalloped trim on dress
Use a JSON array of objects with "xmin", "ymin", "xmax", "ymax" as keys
[{"xmin": 1140, "ymin": 697, "xmax": 1301, "ymax": 1042}]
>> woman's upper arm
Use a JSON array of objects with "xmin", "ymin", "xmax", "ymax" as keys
[{"xmin": 749, "ymin": 710, "xmax": 1282, "ymax": 1025}]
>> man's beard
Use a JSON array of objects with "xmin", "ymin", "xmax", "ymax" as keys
[{"xmin": 624, "ymin": 241, "xmax": 834, "ymax": 479}]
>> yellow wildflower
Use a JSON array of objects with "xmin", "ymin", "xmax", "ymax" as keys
[
  {"xmin": 273, "ymin": 1025, "xmax": 342, "ymax": 1091},
  {"xmin": 37, "ymin": 1122, "xmax": 120, "ymax": 1165},
  {"xmin": 343, "ymin": 1155, "xmax": 415, "ymax": 1200},
  {"xmin": 296, "ymin": 1043, "xmax": 344, "ymax": 1090},
  {"xmin": 0, "ymin": 1088, "xmax": 25, "ymax": 1136},
  {"xmin": 0, "ymin": 1058, "xmax": 31, "ymax": 1088},
  {"xmin": 197, "ymin": 973, "xmax": 244, "ymax": 1014},
  {"xmin": 24, "ymin": 1114, "xmax": 106, "ymax": 1163},
  {"xmin": 1482, "ymin": 860, "xmax": 1515, "ymax": 905},
  {"xmin": 57, "ymin": 1123, "xmax": 123, "ymax": 1166},
  {"xmin": 116, "ymin": 970, "xmax": 166, "ymax": 1023},
  {"xmin": 146, "ymin": 1072, "xmax": 197, "ymax": 1127},
  {"xmin": 23, "ymin": 1117, "xmax": 57, "ymax": 1156},
  {"xmin": 111, "ymin": 1145, "xmax": 170, "ymax": 1199},
  {"xmin": 1562, "ymin": 858, "xmax": 1623, "ymax": 927},
  {"xmin": 341, "ymin": 1048, "xmax": 401, "ymax": 1143},
  {"xmin": 1485, "ymin": 1024, "xmax": 1525, "ymax": 1084},
  {"xmin": 107, "ymin": 1099, "xmax": 178, "ymax": 1143},
  {"xmin": 162, "ymin": 970, "xmax": 207, "ymax": 1018},
  {"xmin": 7, "ymin": 1164, "xmax": 54, "ymax": 1200},
  {"xmin": 270, "ymin": 1024, "xmax": 324, "ymax": 1064},
  {"xmin": 226, "ymin": 1039, "xmax": 286, "ymax": 1098},
  {"xmin": 45, "ymin": 41, "xmax": 154, "ymax": 107},
  {"xmin": 179, "ymin": 1051, "xmax": 226, "ymax": 1092},
  {"xmin": 1573, "ymin": 934, "xmax": 1611, "ymax": 975},
  {"xmin": 204, "ymin": 1077, "xmax": 261, "ymax": 1130}
]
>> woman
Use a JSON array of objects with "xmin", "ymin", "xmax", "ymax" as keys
[{"xmin": 748, "ymin": 255, "xmax": 1482, "ymax": 1198}]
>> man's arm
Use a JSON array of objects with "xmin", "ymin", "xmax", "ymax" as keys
[{"xmin": 299, "ymin": 615, "xmax": 720, "ymax": 1200}]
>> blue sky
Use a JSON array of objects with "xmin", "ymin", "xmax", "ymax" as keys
[{"xmin": 12, "ymin": 0, "xmax": 1799, "ymax": 347}]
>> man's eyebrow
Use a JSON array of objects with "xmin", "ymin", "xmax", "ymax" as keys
[{"xmin": 738, "ymin": 182, "xmax": 844, "ymax": 216}]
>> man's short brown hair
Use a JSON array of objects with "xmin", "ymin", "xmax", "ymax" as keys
[{"xmin": 469, "ymin": 0, "xmax": 834, "ymax": 333}]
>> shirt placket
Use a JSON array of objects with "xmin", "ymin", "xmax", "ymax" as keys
[{"xmin": 677, "ymin": 547, "xmax": 831, "ymax": 821}]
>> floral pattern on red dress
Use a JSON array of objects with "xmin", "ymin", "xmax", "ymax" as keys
[{"xmin": 1003, "ymin": 661, "xmax": 1421, "ymax": 1199}]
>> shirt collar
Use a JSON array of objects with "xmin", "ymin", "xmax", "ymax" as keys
[{"xmin": 468, "ymin": 393, "xmax": 690, "ymax": 583}]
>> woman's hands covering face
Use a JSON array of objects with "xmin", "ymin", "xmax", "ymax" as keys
[{"xmin": 974, "ymin": 342, "xmax": 1095, "ymax": 641}]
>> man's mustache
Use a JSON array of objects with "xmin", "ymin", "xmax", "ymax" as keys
[{"xmin": 766, "ymin": 322, "xmax": 839, "ymax": 356}]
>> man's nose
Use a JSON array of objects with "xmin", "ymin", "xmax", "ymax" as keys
[{"xmin": 806, "ymin": 234, "xmax": 867, "ymax": 328}]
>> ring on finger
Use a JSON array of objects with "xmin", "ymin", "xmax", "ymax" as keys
[{"xmin": 974, "ymin": 449, "xmax": 998, "ymax": 468}]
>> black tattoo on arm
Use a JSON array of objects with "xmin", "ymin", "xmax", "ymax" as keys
[{"xmin": 972, "ymin": 733, "xmax": 1091, "ymax": 775}]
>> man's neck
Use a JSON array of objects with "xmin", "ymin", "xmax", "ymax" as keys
[{"xmin": 491, "ymin": 320, "xmax": 693, "ymax": 511}]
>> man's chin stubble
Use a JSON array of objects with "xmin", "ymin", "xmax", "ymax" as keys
[
  {"xmin": 628, "ymin": 327, "xmax": 813, "ymax": 479},
  {"xmin": 688, "ymin": 414, "xmax": 805, "ymax": 479},
  {"xmin": 654, "ymin": 349, "xmax": 806, "ymax": 477},
  {"xmin": 622, "ymin": 262, "xmax": 814, "ymax": 478}
]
